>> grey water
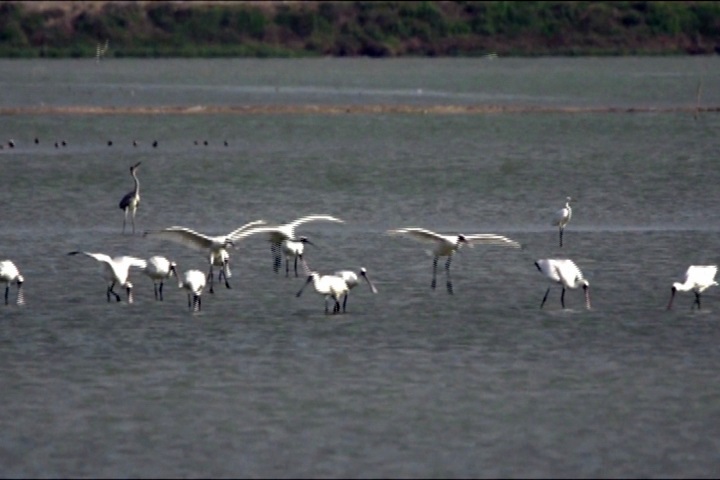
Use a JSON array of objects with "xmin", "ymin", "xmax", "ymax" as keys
[{"xmin": 1, "ymin": 57, "xmax": 720, "ymax": 478}]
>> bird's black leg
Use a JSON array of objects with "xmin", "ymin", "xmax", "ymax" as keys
[
  {"xmin": 445, "ymin": 256, "xmax": 454, "ymax": 295},
  {"xmin": 154, "ymin": 283, "xmax": 159, "ymax": 300},
  {"xmin": 343, "ymin": 293, "xmax": 348, "ymax": 313},
  {"xmin": 221, "ymin": 262, "xmax": 231, "ymax": 289},
  {"xmin": 559, "ymin": 227, "xmax": 564, "ymax": 248},
  {"xmin": 4, "ymin": 286, "xmax": 9, "ymax": 305},
  {"xmin": 540, "ymin": 287, "xmax": 551, "ymax": 308},
  {"xmin": 561, "ymin": 287, "xmax": 566, "ymax": 309},
  {"xmin": 285, "ymin": 257, "xmax": 290, "ymax": 277},
  {"xmin": 294, "ymin": 256, "xmax": 299, "ymax": 277},
  {"xmin": 333, "ymin": 298, "xmax": 341, "ymax": 314},
  {"xmin": 187, "ymin": 293, "xmax": 192, "ymax": 310},
  {"xmin": 431, "ymin": 256, "xmax": 438, "ymax": 290},
  {"xmin": 694, "ymin": 292, "xmax": 701, "ymax": 310},
  {"xmin": 272, "ymin": 244, "xmax": 281, "ymax": 274},
  {"xmin": 207, "ymin": 265, "xmax": 215, "ymax": 294},
  {"xmin": 107, "ymin": 282, "xmax": 121, "ymax": 302},
  {"xmin": 159, "ymin": 282, "xmax": 164, "ymax": 301}
]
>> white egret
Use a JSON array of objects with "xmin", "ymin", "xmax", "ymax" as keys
[
  {"xmin": 552, "ymin": 197, "xmax": 572, "ymax": 247},
  {"xmin": 119, "ymin": 162, "xmax": 141, "ymax": 234},
  {"xmin": 231, "ymin": 214, "xmax": 344, "ymax": 274},
  {"xmin": 334, "ymin": 267, "xmax": 378, "ymax": 312},
  {"xmin": 296, "ymin": 270, "xmax": 349, "ymax": 314},
  {"xmin": 142, "ymin": 256, "xmax": 178, "ymax": 301},
  {"xmin": 667, "ymin": 265, "xmax": 718, "ymax": 310},
  {"xmin": 534, "ymin": 258, "xmax": 590, "ymax": 309},
  {"xmin": 387, "ymin": 227, "xmax": 521, "ymax": 294},
  {"xmin": 144, "ymin": 220, "xmax": 266, "ymax": 294},
  {"xmin": 178, "ymin": 269, "xmax": 207, "ymax": 312},
  {"xmin": 0, "ymin": 260, "xmax": 24, "ymax": 306},
  {"xmin": 68, "ymin": 251, "xmax": 146, "ymax": 303}
]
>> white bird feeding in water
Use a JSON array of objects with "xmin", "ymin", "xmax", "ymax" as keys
[
  {"xmin": 178, "ymin": 269, "xmax": 207, "ymax": 312},
  {"xmin": 552, "ymin": 196, "xmax": 572, "ymax": 248},
  {"xmin": 231, "ymin": 214, "xmax": 344, "ymax": 275},
  {"xmin": 296, "ymin": 270, "xmax": 349, "ymax": 314},
  {"xmin": 119, "ymin": 162, "xmax": 142, "ymax": 235},
  {"xmin": 334, "ymin": 267, "xmax": 378, "ymax": 312},
  {"xmin": 68, "ymin": 251, "xmax": 146, "ymax": 303},
  {"xmin": 387, "ymin": 227, "xmax": 522, "ymax": 294},
  {"xmin": 142, "ymin": 256, "xmax": 178, "ymax": 301},
  {"xmin": 534, "ymin": 258, "xmax": 590, "ymax": 309},
  {"xmin": 0, "ymin": 260, "xmax": 25, "ymax": 305},
  {"xmin": 282, "ymin": 237, "xmax": 314, "ymax": 277},
  {"xmin": 667, "ymin": 265, "xmax": 718, "ymax": 310},
  {"xmin": 144, "ymin": 220, "xmax": 266, "ymax": 294}
]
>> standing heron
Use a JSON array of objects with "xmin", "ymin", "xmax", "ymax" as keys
[
  {"xmin": 552, "ymin": 197, "xmax": 572, "ymax": 247},
  {"xmin": 142, "ymin": 256, "xmax": 178, "ymax": 301},
  {"xmin": 0, "ymin": 260, "xmax": 24, "ymax": 305},
  {"xmin": 667, "ymin": 265, "xmax": 718, "ymax": 310},
  {"xmin": 334, "ymin": 267, "xmax": 378, "ymax": 312},
  {"xmin": 231, "ymin": 214, "xmax": 344, "ymax": 274},
  {"xmin": 179, "ymin": 269, "xmax": 207, "ymax": 312},
  {"xmin": 387, "ymin": 227, "xmax": 522, "ymax": 294},
  {"xmin": 68, "ymin": 251, "xmax": 146, "ymax": 303},
  {"xmin": 119, "ymin": 162, "xmax": 142, "ymax": 234},
  {"xmin": 144, "ymin": 220, "xmax": 266, "ymax": 294},
  {"xmin": 534, "ymin": 258, "xmax": 591, "ymax": 309}
]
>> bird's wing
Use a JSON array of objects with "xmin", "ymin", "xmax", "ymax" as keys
[
  {"xmin": 286, "ymin": 214, "xmax": 344, "ymax": 230},
  {"xmin": 686, "ymin": 265, "xmax": 718, "ymax": 287},
  {"xmin": 555, "ymin": 259, "xmax": 583, "ymax": 284},
  {"xmin": 463, "ymin": 234, "xmax": 521, "ymax": 248},
  {"xmin": 226, "ymin": 220, "xmax": 268, "ymax": 242},
  {"xmin": 144, "ymin": 227, "xmax": 214, "ymax": 251},
  {"xmin": 229, "ymin": 225, "xmax": 281, "ymax": 242},
  {"xmin": 386, "ymin": 227, "xmax": 445, "ymax": 243},
  {"xmin": 68, "ymin": 251, "xmax": 113, "ymax": 265},
  {"xmin": 117, "ymin": 256, "xmax": 148, "ymax": 270}
]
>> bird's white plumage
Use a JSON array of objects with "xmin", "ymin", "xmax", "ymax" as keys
[
  {"xmin": 387, "ymin": 227, "xmax": 521, "ymax": 257},
  {"xmin": 334, "ymin": 267, "xmax": 378, "ymax": 294},
  {"xmin": 667, "ymin": 265, "xmax": 718, "ymax": 310},
  {"xmin": 552, "ymin": 197, "xmax": 572, "ymax": 228},
  {"xmin": 69, "ymin": 251, "xmax": 146, "ymax": 302},
  {"xmin": 232, "ymin": 214, "xmax": 344, "ymax": 244},
  {"xmin": 0, "ymin": 260, "xmax": 24, "ymax": 305},
  {"xmin": 297, "ymin": 271, "xmax": 349, "ymax": 314},
  {"xmin": 535, "ymin": 258, "xmax": 590, "ymax": 309},
  {"xmin": 178, "ymin": 269, "xmax": 207, "ymax": 311},
  {"xmin": 142, "ymin": 255, "xmax": 177, "ymax": 301}
]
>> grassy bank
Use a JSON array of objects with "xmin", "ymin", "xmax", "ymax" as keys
[{"xmin": 1, "ymin": 1, "xmax": 720, "ymax": 58}]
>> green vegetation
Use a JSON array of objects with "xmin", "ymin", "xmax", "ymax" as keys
[{"xmin": 1, "ymin": 1, "xmax": 719, "ymax": 58}]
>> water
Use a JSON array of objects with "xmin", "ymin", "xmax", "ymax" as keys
[{"xmin": 1, "ymin": 57, "xmax": 720, "ymax": 478}]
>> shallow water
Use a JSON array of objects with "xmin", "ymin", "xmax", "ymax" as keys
[{"xmin": 1, "ymin": 57, "xmax": 720, "ymax": 478}]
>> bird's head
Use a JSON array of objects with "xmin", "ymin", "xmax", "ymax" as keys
[
  {"xmin": 169, "ymin": 262, "xmax": 178, "ymax": 277},
  {"xmin": 16, "ymin": 275, "xmax": 24, "ymax": 285},
  {"xmin": 130, "ymin": 162, "xmax": 141, "ymax": 172},
  {"xmin": 360, "ymin": 267, "xmax": 367, "ymax": 275},
  {"xmin": 299, "ymin": 236, "xmax": 315, "ymax": 246}
]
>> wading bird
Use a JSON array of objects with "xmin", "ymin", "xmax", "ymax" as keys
[
  {"xmin": 534, "ymin": 258, "xmax": 590, "ymax": 309},
  {"xmin": 144, "ymin": 220, "xmax": 266, "ymax": 294},
  {"xmin": 142, "ymin": 256, "xmax": 178, "ymax": 301},
  {"xmin": 282, "ymin": 237, "xmax": 314, "ymax": 277},
  {"xmin": 334, "ymin": 267, "xmax": 378, "ymax": 312},
  {"xmin": 0, "ymin": 260, "xmax": 24, "ymax": 305},
  {"xmin": 68, "ymin": 251, "xmax": 146, "ymax": 303},
  {"xmin": 231, "ymin": 215, "xmax": 344, "ymax": 274},
  {"xmin": 667, "ymin": 265, "xmax": 718, "ymax": 310},
  {"xmin": 552, "ymin": 197, "xmax": 572, "ymax": 247},
  {"xmin": 296, "ymin": 270, "xmax": 349, "ymax": 315},
  {"xmin": 387, "ymin": 227, "xmax": 522, "ymax": 294},
  {"xmin": 119, "ymin": 162, "xmax": 141, "ymax": 234},
  {"xmin": 179, "ymin": 269, "xmax": 206, "ymax": 312}
]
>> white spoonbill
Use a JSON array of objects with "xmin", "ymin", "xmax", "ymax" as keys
[
  {"xmin": 667, "ymin": 265, "xmax": 718, "ymax": 310},
  {"xmin": 282, "ymin": 237, "xmax": 314, "ymax": 277},
  {"xmin": 552, "ymin": 197, "xmax": 572, "ymax": 248},
  {"xmin": 0, "ymin": 260, "xmax": 24, "ymax": 305},
  {"xmin": 296, "ymin": 270, "xmax": 349, "ymax": 314},
  {"xmin": 68, "ymin": 251, "xmax": 146, "ymax": 303},
  {"xmin": 142, "ymin": 256, "xmax": 178, "ymax": 301},
  {"xmin": 119, "ymin": 162, "xmax": 141, "ymax": 234},
  {"xmin": 231, "ymin": 214, "xmax": 344, "ymax": 274},
  {"xmin": 534, "ymin": 258, "xmax": 590, "ymax": 309},
  {"xmin": 144, "ymin": 220, "xmax": 266, "ymax": 294},
  {"xmin": 334, "ymin": 267, "xmax": 378, "ymax": 312},
  {"xmin": 178, "ymin": 269, "xmax": 207, "ymax": 312},
  {"xmin": 387, "ymin": 227, "xmax": 522, "ymax": 294}
]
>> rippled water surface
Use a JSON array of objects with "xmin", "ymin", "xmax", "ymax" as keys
[{"xmin": 1, "ymin": 57, "xmax": 720, "ymax": 478}]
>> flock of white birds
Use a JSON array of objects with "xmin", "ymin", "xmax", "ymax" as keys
[{"xmin": 0, "ymin": 165, "xmax": 717, "ymax": 313}]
